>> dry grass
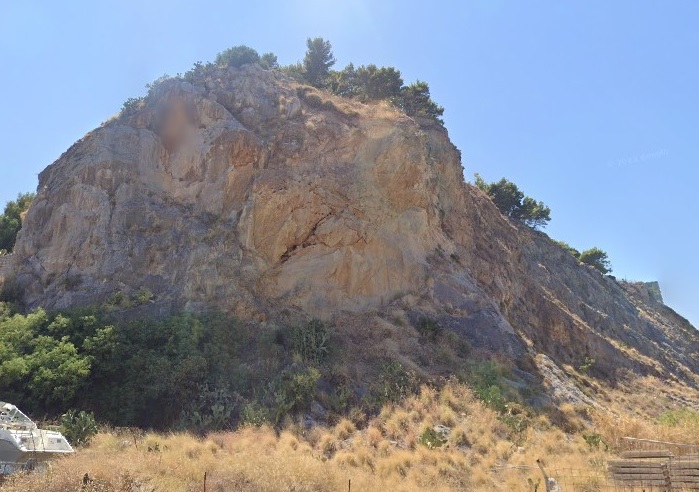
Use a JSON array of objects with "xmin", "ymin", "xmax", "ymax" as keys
[{"xmin": 5, "ymin": 379, "xmax": 699, "ymax": 491}]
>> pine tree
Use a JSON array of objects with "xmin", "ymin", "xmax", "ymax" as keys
[{"xmin": 303, "ymin": 37, "xmax": 335, "ymax": 88}]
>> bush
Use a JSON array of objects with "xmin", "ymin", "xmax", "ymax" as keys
[
  {"xmin": 240, "ymin": 401, "xmax": 271, "ymax": 427},
  {"xmin": 135, "ymin": 288, "xmax": 154, "ymax": 304},
  {"xmin": 475, "ymin": 385, "xmax": 507, "ymax": 413},
  {"xmin": 104, "ymin": 288, "xmax": 153, "ymax": 311},
  {"xmin": 579, "ymin": 247, "xmax": 612, "ymax": 274},
  {"xmin": 473, "ymin": 174, "xmax": 551, "ymax": 229},
  {"xmin": 582, "ymin": 432, "xmax": 607, "ymax": 450},
  {"xmin": 0, "ymin": 309, "xmax": 92, "ymax": 410},
  {"xmin": 260, "ymin": 52, "xmax": 279, "ymax": 69},
  {"xmin": 659, "ymin": 408, "xmax": 699, "ymax": 426},
  {"xmin": 121, "ymin": 97, "xmax": 145, "ymax": 116},
  {"xmin": 416, "ymin": 317, "xmax": 442, "ymax": 342},
  {"xmin": 393, "ymin": 81, "xmax": 444, "ymax": 124},
  {"xmin": 183, "ymin": 61, "xmax": 217, "ymax": 83},
  {"xmin": 553, "ymin": 240, "xmax": 580, "ymax": 258},
  {"xmin": 60, "ymin": 409, "xmax": 98, "ymax": 447},
  {"xmin": 329, "ymin": 64, "xmax": 403, "ymax": 101},
  {"xmin": 272, "ymin": 367, "xmax": 320, "ymax": 424},
  {"xmin": 498, "ymin": 411, "xmax": 529, "ymax": 443},
  {"xmin": 461, "ymin": 360, "xmax": 512, "ymax": 413},
  {"xmin": 291, "ymin": 319, "xmax": 329, "ymax": 365},
  {"xmin": 0, "ymin": 277, "xmax": 24, "ymax": 305},
  {"xmin": 104, "ymin": 291, "xmax": 131, "ymax": 310},
  {"xmin": 0, "ymin": 192, "xmax": 35, "ymax": 253},
  {"xmin": 376, "ymin": 361, "xmax": 418, "ymax": 404},
  {"xmin": 215, "ymin": 45, "xmax": 260, "ymax": 68},
  {"xmin": 553, "ymin": 241, "xmax": 613, "ymax": 274},
  {"xmin": 179, "ymin": 383, "xmax": 236, "ymax": 432},
  {"xmin": 419, "ymin": 427, "xmax": 446, "ymax": 449}
]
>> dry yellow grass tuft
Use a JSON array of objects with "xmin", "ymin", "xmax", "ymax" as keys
[{"xmin": 5, "ymin": 379, "xmax": 699, "ymax": 491}]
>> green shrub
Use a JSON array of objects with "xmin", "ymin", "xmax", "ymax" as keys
[
  {"xmin": 260, "ymin": 52, "xmax": 279, "ymax": 69},
  {"xmin": 104, "ymin": 288, "xmax": 153, "ymax": 311},
  {"xmin": 416, "ymin": 317, "xmax": 442, "ymax": 342},
  {"xmin": 579, "ymin": 247, "xmax": 612, "ymax": 274},
  {"xmin": 498, "ymin": 412, "xmax": 529, "ymax": 443},
  {"xmin": 473, "ymin": 174, "xmax": 550, "ymax": 229},
  {"xmin": 120, "ymin": 96, "xmax": 145, "ymax": 116},
  {"xmin": 135, "ymin": 288, "xmax": 154, "ymax": 304},
  {"xmin": 240, "ymin": 401, "xmax": 271, "ymax": 427},
  {"xmin": 461, "ymin": 360, "xmax": 516, "ymax": 414},
  {"xmin": 393, "ymin": 81, "xmax": 444, "ymax": 124},
  {"xmin": 659, "ymin": 408, "xmax": 699, "ymax": 426},
  {"xmin": 104, "ymin": 291, "xmax": 131, "ymax": 310},
  {"xmin": 329, "ymin": 64, "xmax": 403, "ymax": 101},
  {"xmin": 215, "ymin": 45, "xmax": 260, "ymax": 68},
  {"xmin": 0, "ymin": 278, "xmax": 24, "ymax": 305},
  {"xmin": 553, "ymin": 240, "xmax": 581, "ymax": 258},
  {"xmin": 0, "ymin": 192, "xmax": 35, "ymax": 253},
  {"xmin": 291, "ymin": 319, "xmax": 329, "ymax": 365},
  {"xmin": 0, "ymin": 308, "xmax": 283, "ymax": 428},
  {"xmin": 578, "ymin": 357, "xmax": 595, "ymax": 374},
  {"xmin": 60, "ymin": 409, "xmax": 98, "ymax": 447},
  {"xmin": 419, "ymin": 427, "xmax": 446, "ymax": 449},
  {"xmin": 582, "ymin": 432, "xmax": 607, "ymax": 450},
  {"xmin": 0, "ymin": 309, "xmax": 92, "ymax": 410},
  {"xmin": 179, "ymin": 383, "xmax": 236, "ymax": 432},
  {"xmin": 376, "ymin": 360, "xmax": 418, "ymax": 404},
  {"xmin": 475, "ymin": 385, "xmax": 507, "ymax": 413},
  {"xmin": 462, "ymin": 360, "xmax": 504, "ymax": 390},
  {"xmin": 272, "ymin": 367, "xmax": 320, "ymax": 424},
  {"xmin": 527, "ymin": 477, "xmax": 541, "ymax": 491},
  {"xmin": 183, "ymin": 61, "xmax": 217, "ymax": 83},
  {"xmin": 552, "ymin": 241, "xmax": 613, "ymax": 274}
]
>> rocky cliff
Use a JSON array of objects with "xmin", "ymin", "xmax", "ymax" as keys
[{"xmin": 7, "ymin": 64, "xmax": 699, "ymax": 391}]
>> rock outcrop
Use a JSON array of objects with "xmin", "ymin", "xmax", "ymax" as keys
[{"xmin": 7, "ymin": 64, "xmax": 699, "ymax": 389}]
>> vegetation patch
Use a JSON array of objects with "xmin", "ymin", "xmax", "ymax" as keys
[
  {"xmin": 474, "ymin": 174, "xmax": 550, "ymax": 229},
  {"xmin": 416, "ymin": 317, "xmax": 443, "ymax": 342},
  {"xmin": 554, "ymin": 240, "xmax": 613, "ymax": 274},
  {"xmin": 60, "ymin": 409, "xmax": 98, "ymax": 446},
  {"xmin": 0, "ymin": 192, "xmax": 35, "ymax": 253}
]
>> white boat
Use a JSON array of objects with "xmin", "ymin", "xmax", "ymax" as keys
[{"xmin": 0, "ymin": 401, "xmax": 73, "ymax": 469}]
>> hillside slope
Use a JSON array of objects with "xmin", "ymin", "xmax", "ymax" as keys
[{"xmin": 5, "ymin": 64, "xmax": 699, "ymax": 395}]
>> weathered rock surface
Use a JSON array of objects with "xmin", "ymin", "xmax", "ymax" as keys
[{"xmin": 6, "ymin": 64, "xmax": 699, "ymax": 389}]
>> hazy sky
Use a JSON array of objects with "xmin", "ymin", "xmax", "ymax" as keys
[{"xmin": 1, "ymin": 1, "xmax": 697, "ymax": 326}]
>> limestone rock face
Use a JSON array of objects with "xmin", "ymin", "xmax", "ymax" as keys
[{"xmin": 9, "ymin": 64, "xmax": 699, "ymax": 385}]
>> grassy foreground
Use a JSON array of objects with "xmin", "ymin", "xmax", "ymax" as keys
[{"xmin": 4, "ymin": 380, "xmax": 699, "ymax": 492}]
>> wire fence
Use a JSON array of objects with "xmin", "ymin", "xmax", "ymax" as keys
[{"xmin": 490, "ymin": 438, "xmax": 699, "ymax": 491}]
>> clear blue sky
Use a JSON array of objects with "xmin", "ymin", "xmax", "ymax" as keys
[{"xmin": 1, "ymin": 1, "xmax": 697, "ymax": 326}]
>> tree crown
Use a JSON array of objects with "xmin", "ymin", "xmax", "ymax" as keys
[
  {"xmin": 303, "ymin": 37, "xmax": 336, "ymax": 88},
  {"xmin": 474, "ymin": 175, "xmax": 550, "ymax": 229},
  {"xmin": 0, "ymin": 192, "xmax": 35, "ymax": 253},
  {"xmin": 215, "ymin": 45, "xmax": 260, "ymax": 68}
]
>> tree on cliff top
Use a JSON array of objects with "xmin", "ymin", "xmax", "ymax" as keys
[
  {"xmin": 554, "ymin": 241, "xmax": 613, "ymax": 274},
  {"xmin": 394, "ymin": 81, "xmax": 444, "ymax": 123},
  {"xmin": 215, "ymin": 45, "xmax": 260, "ymax": 68},
  {"xmin": 0, "ymin": 192, "xmax": 35, "ymax": 253},
  {"xmin": 579, "ymin": 247, "xmax": 612, "ymax": 274},
  {"xmin": 303, "ymin": 37, "xmax": 335, "ymax": 88},
  {"xmin": 474, "ymin": 175, "xmax": 550, "ymax": 229}
]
